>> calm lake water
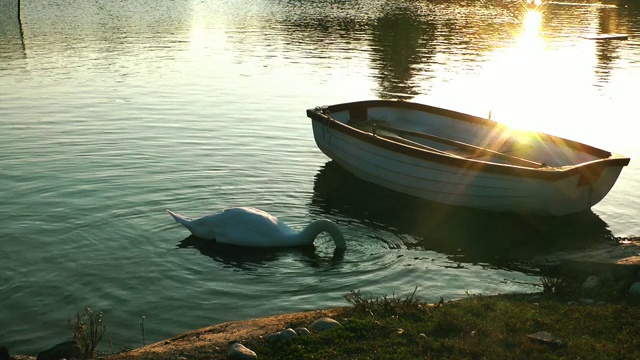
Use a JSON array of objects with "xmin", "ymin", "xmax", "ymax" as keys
[{"xmin": 1, "ymin": 0, "xmax": 639, "ymax": 354}]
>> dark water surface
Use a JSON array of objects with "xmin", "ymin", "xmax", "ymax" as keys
[{"xmin": 1, "ymin": 0, "xmax": 639, "ymax": 354}]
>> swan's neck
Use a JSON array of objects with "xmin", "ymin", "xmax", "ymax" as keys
[{"xmin": 297, "ymin": 219, "xmax": 346, "ymax": 249}]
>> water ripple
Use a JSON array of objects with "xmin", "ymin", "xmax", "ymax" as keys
[{"xmin": 1, "ymin": 0, "xmax": 638, "ymax": 354}]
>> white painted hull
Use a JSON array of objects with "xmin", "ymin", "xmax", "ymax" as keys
[{"xmin": 307, "ymin": 100, "xmax": 629, "ymax": 216}]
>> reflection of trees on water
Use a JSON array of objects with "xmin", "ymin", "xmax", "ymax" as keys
[
  {"xmin": 543, "ymin": 1, "xmax": 636, "ymax": 88},
  {"xmin": 591, "ymin": 3, "xmax": 640, "ymax": 87},
  {"xmin": 369, "ymin": 10, "xmax": 436, "ymax": 100},
  {"xmin": 0, "ymin": 0, "xmax": 25, "ymax": 58},
  {"xmin": 258, "ymin": 1, "xmax": 437, "ymax": 100},
  {"xmin": 592, "ymin": 6, "xmax": 622, "ymax": 86}
]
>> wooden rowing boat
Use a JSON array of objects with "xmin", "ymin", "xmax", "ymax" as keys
[{"xmin": 306, "ymin": 100, "xmax": 630, "ymax": 216}]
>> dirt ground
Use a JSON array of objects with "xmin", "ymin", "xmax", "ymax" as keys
[{"xmin": 103, "ymin": 307, "xmax": 350, "ymax": 360}]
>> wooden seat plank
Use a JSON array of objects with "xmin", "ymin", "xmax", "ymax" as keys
[{"xmin": 376, "ymin": 124, "xmax": 545, "ymax": 168}]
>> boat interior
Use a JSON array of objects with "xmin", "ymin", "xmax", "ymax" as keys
[{"xmin": 327, "ymin": 106, "xmax": 608, "ymax": 169}]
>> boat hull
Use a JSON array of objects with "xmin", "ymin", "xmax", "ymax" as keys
[{"xmin": 307, "ymin": 100, "xmax": 629, "ymax": 216}]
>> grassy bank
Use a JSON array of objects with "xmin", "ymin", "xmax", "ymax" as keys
[
  {"xmin": 49, "ymin": 276, "xmax": 640, "ymax": 360},
  {"xmin": 241, "ymin": 289, "xmax": 640, "ymax": 360}
]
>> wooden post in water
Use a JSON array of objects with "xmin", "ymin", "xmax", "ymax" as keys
[
  {"xmin": 2, "ymin": 0, "xmax": 22, "ymax": 22},
  {"xmin": 17, "ymin": 0, "xmax": 25, "ymax": 52}
]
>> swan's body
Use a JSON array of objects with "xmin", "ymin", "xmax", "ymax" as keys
[{"xmin": 166, "ymin": 207, "xmax": 346, "ymax": 249}]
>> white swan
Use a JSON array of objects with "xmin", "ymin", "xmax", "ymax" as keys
[{"xmin": 166, "ymin": 207, "xmax": 346, "ymax": 249}]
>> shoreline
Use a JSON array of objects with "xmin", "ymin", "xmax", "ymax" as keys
[
  {"xmin": 104, "ymin": 307, "xmax": 350, "ymax": 360},
  {"xmin": 8, "ymin": 307, "xmax": 350, "ymax": 360},
  {"xmin": 8, "ymin": 237, "xmax": 639, "ymax": 360}
]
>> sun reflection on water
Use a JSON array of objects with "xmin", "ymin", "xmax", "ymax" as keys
[
  {"xmin": 513, "ymin": 9, "xmax": 545, "ymax": 69},
  {"xmin": 521, "ymin": 10, "xmax": 543, "ymax": 40},
  {"xmin": 474, "ymin": 7, "xmax": 551, "ymax": 131}
]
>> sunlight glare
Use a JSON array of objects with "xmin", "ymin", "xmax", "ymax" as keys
[
  {"xmin": 476, "ymin": 8, "xmax": 548, "ymax": 130},
  {"xmin": 521, "ymin": 10, "xmax": 542, "ymax": 40}
]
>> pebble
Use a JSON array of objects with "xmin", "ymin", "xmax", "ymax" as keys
[
  {"xmin": 581, "ymin": 276, "xmax": 601, "ymax": 291},
  {"xmin": 226, "ymin": 342, "xmax": 257, "ymax": 360},
  {"xmin": 527, "ymin": 331, "xmax": 566, "ymax": 348},
  {"xmin": 267, "ymin": 328, "xmax": 298, "ymax": 342},
  {"xmin": 629, "ymin": 282, "xmax": 640, "ymax": 297},
  {"xmin": 294, "ymin": 327, "xmax": 311, "ymax": 336},
  {"xmin": 1, "ymin": 345, "xmax": 16, "ymax": 360},
  {"xmin": 309, "ymin": 317, "xmax": 341, "ymax": 332},
  {"xmin": 36, "ymin": 341, "xmax": 82, "ymax": 360}
]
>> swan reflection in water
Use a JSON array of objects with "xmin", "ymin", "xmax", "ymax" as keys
[
  {"xmin": 310, "ymin": 161, "xmax": 615, "ymax": 268},
  {"xmin": 176, "ymin": 235, "xmax": 345, "ymax": 271}
]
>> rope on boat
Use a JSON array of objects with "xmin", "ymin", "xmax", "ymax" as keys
[{"xmin": 317, "ymin": 106, "xmax": 333, "ymax": 144}]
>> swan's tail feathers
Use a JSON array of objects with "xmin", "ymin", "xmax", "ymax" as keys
[{"xmin": 166, "ymin": 209, "xmax": 193, "ymax": 227}]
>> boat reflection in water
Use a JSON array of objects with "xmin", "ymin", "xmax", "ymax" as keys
[{"xmin": 311, "ymin": 161, "xmax": 615, "ymax": 269}]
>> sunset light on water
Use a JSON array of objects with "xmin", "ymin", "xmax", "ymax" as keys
[{"xmin": 1, "ymin": 0, "xmax": 638, "ymax": 354}]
